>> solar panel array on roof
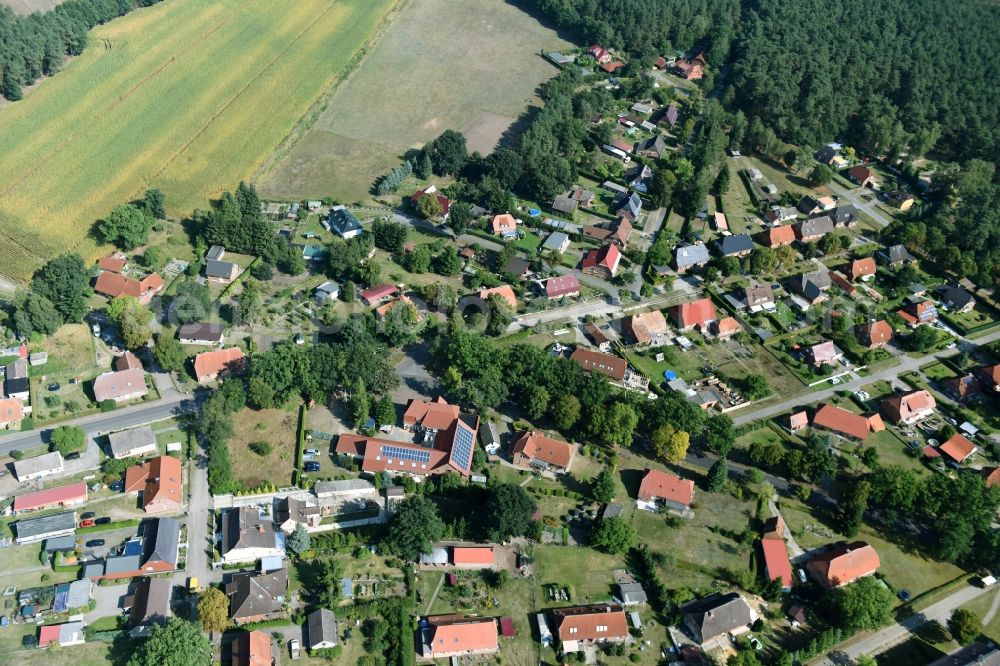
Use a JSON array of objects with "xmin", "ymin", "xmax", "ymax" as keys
[
  {"xmin": 123, "ymin": 539, "xmax": 143, "ymax": 556},
  {"xmin": 452, "ymin": 427, "xmax": 474, "ymax": 470},
  {"xmin": 380, "ymin": 445, "xmax": 431, "ymax": 463}
]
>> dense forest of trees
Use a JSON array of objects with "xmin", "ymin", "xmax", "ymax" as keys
[
  {"xmin": 0, "ymin": 0, "xmax": 162, "ymax": 101},
  {"xmin": 522, "ymin": 0, "xmax": 1000, "ymax": 163}
]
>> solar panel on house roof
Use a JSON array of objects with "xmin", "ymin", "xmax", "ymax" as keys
[
  {"xmin": 123, "ymin": 539, "xmax": 143, "ymax": 556},
  {"xmin": 452, "ymin": 427, "xmax": 474, "ymax": 470},
  {"xmin": 380, "ymin": 445, "xmax": 431, "ymax": 463}
]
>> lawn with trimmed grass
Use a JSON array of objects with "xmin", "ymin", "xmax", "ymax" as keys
[{"xmin": 533, "ymin": 544, "xmax": 626, "ymax": 603}]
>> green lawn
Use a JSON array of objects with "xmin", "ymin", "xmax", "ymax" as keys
[
  {"xmin": 533, "ymin": 545, "xmax": 626, "ymax": 603},
  {"xmin": 780, "ymin": 498, "xmax": 964, "ymax": 598},
  {"xmin": 941, "ymin": 305, "xmax": 998, "ymax": 333}
]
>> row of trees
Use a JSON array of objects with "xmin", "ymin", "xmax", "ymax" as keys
[{"xmin": 0, "ymin": 0, "xmax": 164, "ymax": 101}]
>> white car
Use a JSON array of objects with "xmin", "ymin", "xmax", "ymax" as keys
[
  {"xmin": 830, "ymin": 377, "xmax": 840, "ymax": 385},
  {"xmin": 304, "ymin": 448, "xmax": 320, "ymax": 456},
  {"xmin": 289, "ymin": 639, "xmax": 300, "ymax": 659}
]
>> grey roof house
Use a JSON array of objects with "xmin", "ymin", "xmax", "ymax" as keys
[
  {"xmin": 129, "ymin": 576, "xmax": 173, "ymax": 637},
  {"xmin": 942, "ymin": 286, "xmax": 976, "ymax": 312},
  {"xmin": 205, "ymin": 259, "xmax": 239, "ymax": 282},
  {"xmin": 307, "ymin": 608, "xmax": 338, "ymax": 650},
  {"xmin": 614, "ymin": 192, "xmax": 642, "ymax": 221},
  {"xmin": 314, "ymin": 281, "xmax": 341, "ymax": 302},
  {"xmin": 14, "ymin": 511, "xmax": 77, "ymax": 544},
  {"xmin": 143, "ymin": 517, "xmax": 181, "ymax": 568},
  {"xmin": 107, "ymin": 426, "xmax": 158, "ymax": 460},
  {"xmin": 716, "ymin": 233, "xmax": 754, "ymax": 257},
  {"xmin": 681, "ymin": 592, "xmax": 756, "ymax": 646},
  {"xmin": 177, "ymin": 322, "xmax": 225, "ymax": 345},
  {"xmin": 221, "ymin": 506, "xmax": 285, "ymax": 563},
  {"xmin": 882, "ymin": 244, "xmax": 916, "ymax": 266},
  {"xmin": 226, "ymin": 567, "xmax": 289, "ymax": 622},
  {"xmin": 614, "ymin": 582, "xmax": 648, "ymax": 606},
  {"xmin": 326, "ymin": 206, "xmax": 363, "ymax": 239},
  {"xmin": 674, "ymin": 243, "xmax": 710, "ymax": 271},
  {"xmin": 206, "ymin": 245, "xmax": 225, "ymax": 261},
  {"xmin": 541, "ymin": 232, "xmax": 571, "ymax": 255},
  {"xmin": 831, "ymin": 204, "xmax": 858, "ymax": 226},
  {"xmin": 788, "ymin": 270, "xmax": 832, "ymax": 303}
]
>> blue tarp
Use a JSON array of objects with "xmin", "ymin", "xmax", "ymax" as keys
[{"xmin": 664, "ymin": 370, "xmax": 677, "ymax": 381}]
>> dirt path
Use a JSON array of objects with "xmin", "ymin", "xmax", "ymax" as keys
[{"xmin": 982, "ymin": 586, "xmax": 1000, "ymax": 625}]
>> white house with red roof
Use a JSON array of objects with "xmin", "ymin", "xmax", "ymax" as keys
[
  {"xmin": 671, "ymin": 298, "xmax": 717, "ymax": 331},
  {"xmin": 636, "ymin": 469, "xmax": 695, "ymax": 515},
  {"xmin": 581, "ymin": 244, "xmax": 621, "ymax": 278},
  {"xmin": 544, "ymin": 275, "xmax": 580, "ymax": 300}
]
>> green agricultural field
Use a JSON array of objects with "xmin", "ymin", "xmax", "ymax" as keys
[
  {"xmin": 259, "ymin": 0, "xmax": 572, "ymax": 203},
  {"xmin": 0, "ymin": 0, "xmax": 400, "ymax": 281}
]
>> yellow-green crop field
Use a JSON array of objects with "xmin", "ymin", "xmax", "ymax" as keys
[{"xmin": 0, "ymin": 0, "xmax": 399, "ymax": 282}]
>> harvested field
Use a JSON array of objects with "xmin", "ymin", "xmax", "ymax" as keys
[
  {"xmin": 0, "ymin": 0, "xmax": 400, "ymax": 281},
  {"xmin": 258, "ymin": 0, "xmax": 571, "ymax": 203}
]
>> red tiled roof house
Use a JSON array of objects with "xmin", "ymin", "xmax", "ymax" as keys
[
  {"xmin": 806, "ymin": 542, "xmax": 879, "ymax": 588},
  {"xmin": 510, "ymin": 431, "xmax": 574, "ymax": 473},
  {"xmin": 636, "ymin": 469, "xmax": 694, "ymax": 514}
]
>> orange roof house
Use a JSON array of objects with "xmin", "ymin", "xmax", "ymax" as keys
[
  {"xmin": 760, "ymin": 537, "xmax": 793, "ymax": 590},
  {"xmin": 581, "ymin": 244, "xmax": 622, "ymax": 278},
  {"xmin": 939, "ymin": 433, "xmax": 976, "ymax": 464},
  {"xmin": 981, "ymin": 467, "xmax": 1000, "ymax": 487},
  {"xmin": 788, "ymin": 411, "xmax": 808, "ymax": 431},
  {"xmin": 880, "ymin": 390, "xmax": 936, "ymax": 424},
  {"xmin": 479, "ymin": 285, "xmax": 517, "ymax": 310},
  {"xmin": 713, "ymin": 317, "xmax": 741, "ymax": 339},
  {"xmin": 812, "ymin": 403, "xmax": 872, "ymax": 440},
  {"xmin": 124, "ymin": 455, "xmax": 183, "ymax": 514},
  {"xmin": 98, "ymin": 253, "xmax": 128, "ymax": 274},
  {"xmin": 974, "ymin": 365, "xmax": 1000, "ymax": 392},
  {"xmin": 757, "ymin": 225, "xmax": 796, "ymax": 247},
  {"xmin": 637, "ymin": 469, "xmax": 694, "ymax": 512},
  {"xmin": 12, "ymin": 482, "xmax": 88, "ymax": 513},
  {"xmin": 571, "ymin": 348, "xmax": 627, "ymax": 382},
  {"xmin": 451, "ymin": 547, "xmax": 495, "ymax": 567},
  {"xmin": 857, "ymin": 320, "xmax": 893, "ymax": 349},
  {"xmin": 232, "ymin": 630, "xmax": 272, "ymax": 666},
  {"xmin": 402, "ymin": 396, "xmax": 459, "ymax": 430},
  {"xmin": 806, "ymin": 542, "xmax": 879, "ymax": 588},
  {"xmin": 627, "ymin": 310, "xmax": 668, "ymax": 344},
  {"xmin": 94, "ymin": 271, "xmax": 164, "ymax": 305},
  {"xmin": 762, "ymin": 515, "xmax": 785, "ymax": 540},
  {"xmin": 193, "ymin": 348, "xmax": 246, "ymax": 383},
  {"xmin": 552, "ymin": 605, "xmax": 629, "ymax": 651},
  {"xmin": 490, "ymin": 214, "xmax": 518, "ymax": 238},
  {"xmin": 672, "ymin": 298, "xmax": 717, "ymax": 331},
  {"xmin": 847, "ymin": 257, "xmax": 877, "ymax": 281},
  {"xmin": 511, "ymin": 431, "xmax": 574, "ymax": 472},
  {"xmin": 420, "ymin": 615, "xmax": 499, "ymax": 659},
  {"xmin": 0, "ymin": 397, "xmax": 25, "ymax": 429},
  {"xmin": 374, "ymin": 295, "xmax": 421, "ymax": 322}
]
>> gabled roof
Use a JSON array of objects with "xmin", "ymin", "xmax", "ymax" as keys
[
  {"xmin": 681, "ymin": 593, "xmax": 755, "ymax": 643},
  {"xmin": 788, "ymin": 270, "xmax": 832, "ymax": 301},
  {"xmin": 13, "ymin": 482, "xmax": 87, "ymax": 512},
  {"xmin": 571, "ymin": 348, "xmax": 627, "ymax": 382},
  {"xmin": 760, "ymin": 538, "xmax": 792, "ymax": 588},
  {"xmin": 232, "ymin": 630, "xmax": 272, "ymax": 666},
  {"xmin": 226, "ymin": 568, "xmax": 288, "ymax": 620},
  {"xmin": 675, "ymin": 243, "xmax": 710, "ymax": 267},
  {"xmin": 99, "ymin": 253, "xmax": 128, "ymax": 273},
  {"xmin": 673, "ymin": 298, "xmax": 716, "ymax": 329},
  {"xmin": 108, "ymin": 425, "xmax": 156, "ymax": 458},
  {"xmin": 744, "ymin": 283, "xmax": 774, "ymax": 307},
  {"xmin": 327, "ymin": 206, "xmax": 362, "ymax": 236},
  {"xmin": 177, "ymin": 322, "xmax": 225, "ymax": 343},
  {"xmin": 807, "ymin": 541, "xmax": 879, "ymax": 588},
  {"xmin": 716, "ymin": 233, "xmax": 754, "ymax": 256},
  {"xmin": 812, "ymin": 403, "xmax": 871, "ymax": 440},
  {"xmin": 581, "ymin": 244, "xmax": 621, "ymax": 273},
  {"xmin": 545, "ymin": 275, "xmax": 580, "ymax": 298},
  {"xmin": 123, "ymin": 455, "xmax": 182, "ymax": 511},
  {"xmin": 94, "ymin": 271, "xmax": 164, "ymax": 300},
  {"xmin": 205, "ymin": 259, "xmax": 238, "ymax": 279},
  {"xmin": 143, "ymin": 517, "xmax": 181, "ymax": 567},
  {"xmin": 552, "ymin": 604, "xmax": 629, "ymax": 642},
  {"xmin": 628, "ymin": 310, "xmax": 668, "ymax": 343},
  {"xmin": 490, "ymin": 213, "xmax": 516, "ymax": 235},
  {"xmin": 795, "ymin": 216, "xmax": 835, "ymax": 239},
  {"xmin": 479, "ymin": 285, "xmax": 517, "ymax": 309},
  {"xmin": 130, "ymin": 576, "xmax": 172, "ymax": 628},
  {"xmin": 858, "ymin": 320, "xmax": 893, "ymax": 347},
  {"xmin": 714, "ymin": 317, "xmax": 741, "ymax": 336},
  {"xmin": 757, "ymin": 224, "xmax": 796, "ymax": 247},
  {"xmin": 848, "ymin": 257, "xmax": 876, "ymax": 280},
  {"xmin": 511, "ymin": 431, "xmax": 573, "ymax": 469},
  {"xmin": 848, "ymin": 164, "xmax": 873, "ymax": 183},
  {"xmin": 638, "ymin": 469, "xmax": 694, "ymax": 506},
  {"xmin": 93, "ymin": 368, "xmax": 147, "ymax": 402},
  {"xmin": 943, "ymin": 286, "xmax": 975, "ymax": 310},
  {"xmin": 307, "ymin": 609, "xmax": 337, "ymax": 649},
  {"xmin": 114, "ymin": 351, "xmax": 143, "ymax": 372},
  {"xmin": 807, "ymin": 340, "xmax": 838, "ymax": 364},
  {"xmin": 832, "ymin": 204, "xmax": 858, "ymax": 225},
  {"xmin": 423, "ymin": 615, "xmax": 498, "ymax": 656},
  {"xmin": 881, "ymin": 389, "xmax": 936, "ymax": 423},
  {"xmin": 193, "ymin": 348, "xmax": 246, "ymax": 382},
  {"xmin": 14, "ymin": 510, "xmax": 75, "ymax": 540},
  {"xmin": 885, "ymin": 244, "xmax": 916, "ymax": 264},
  {"xmin": 222, "ymin": 507, "xmax": 279, "ymax": 556},
  {"xmin": 939, "ymin": 433, "xmax": 976, "ymax": 463}
]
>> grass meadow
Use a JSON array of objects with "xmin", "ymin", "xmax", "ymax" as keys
[
  {"xmin": 258, "ymin": 0, "xmax": 572, "ymax": 203},
  {"xmin": 0, "ymin": 0, "xmax": 399, "ymax": 281}
]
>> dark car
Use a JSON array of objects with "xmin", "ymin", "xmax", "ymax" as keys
[
  {"xmin": 66, "ymin": 452, "xmax": 81, "ymax": 461},
  {"xmin": 303, "ymin": 462, "xmax": 321, "ymax": 472},
  {"xmin": 85, "ymin": 539, "xmax": 105, "ymax": 548},
  {"xmin": 81, "ymin": 511, "xmax": 95, "ymax": 520},
  {"xmin": 109, "ymin": 481, "xmax": 124, "ymax": 492},
  {"xmin": 46, "ymin": 383, "xmax": 60, "ymax": 392},
  {"xmin": 95, "ymin": 517, "xmax": 112, "ymax": 525}
]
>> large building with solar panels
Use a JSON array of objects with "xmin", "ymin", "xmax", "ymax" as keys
[{"xmin": 336, "ymin": 397, "xmax": 480, "ymax": 477}]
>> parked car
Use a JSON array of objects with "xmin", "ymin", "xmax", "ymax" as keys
[
  {"xmin": 46, "ymin": 383, "xmax": 60, "ymax": 392},
  {"xmin": 95, "ymin": 517, "xmax": 112, "ymax": 525},
  {"xmin": 65, "ymin": 452, "xmax": 81, "ymax": 461},
  {"xmin": 85, "ymin": 539, "xmax": 105, "ymax": 548},
  {"xmin": 79, "ymin": 519, "xmax": 95, "ymax": 528},
  {"xmin": 289, "ymin": 639, "xmax": 301, "ymax": 660},
  {"xmin": 304, "ymin": 448, "xmax": 320, "ymax": 456},
  {"xmin": 303, "ymin": 462, "xmax": 321, "ymax": 472},
  {"xmin": 81, "ymin": 512, "xmax": 95, "ymax": 520},
  {"xmin": 109, "ymin": 481, "xmax": 124, "ymax": 492}
]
